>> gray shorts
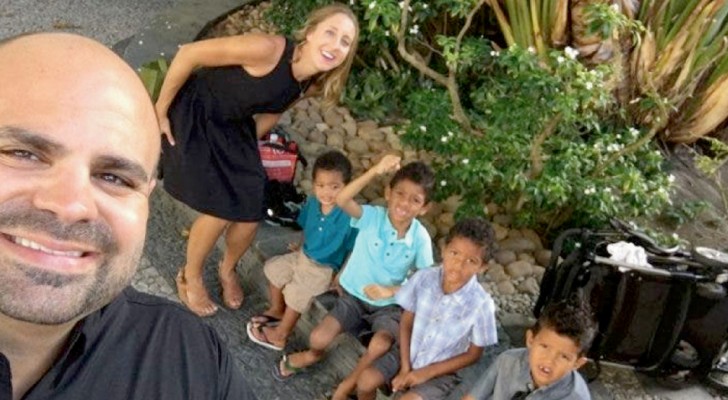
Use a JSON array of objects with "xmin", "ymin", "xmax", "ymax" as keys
[
  {"xmin": 329, "ymin": 290, "xmax": 402, "ymax": 340},
  {"xmin": 372, "ymin": 348, "xmax": 461, "ymax": 400}
]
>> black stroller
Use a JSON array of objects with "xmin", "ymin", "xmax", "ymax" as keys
[{"xmin": 534, "ymin": 220, "xmax": 728, "ymax": 390}]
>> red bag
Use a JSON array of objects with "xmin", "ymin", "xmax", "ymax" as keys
[{"xmin": 258, "ymin": 127, "xmax": 306, "ymax": 183}]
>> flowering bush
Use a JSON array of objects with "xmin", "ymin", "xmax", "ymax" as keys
[{"xmin": 266, "ymin": 0, "xmax": 673, "ymax": 234}]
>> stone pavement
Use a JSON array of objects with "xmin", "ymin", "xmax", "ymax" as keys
[{"xmin": 1, "ymin": 0, "xmax": 725, "ymax": 399}]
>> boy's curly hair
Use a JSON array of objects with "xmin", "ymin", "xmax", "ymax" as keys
[
  {"xmin": 445, "ymin": 217, "xmax": 496, "ymax": 261},
  {"xmin": 313, "ymin": 150, "xmax": 353, "ymax": 183},
  {"xmin": 533, "ymin": 298, "xmax": 598, "ymax": 355},
  {"xmin": 389, "ymin": 161, "xmax": 435, "ymax": 202}
]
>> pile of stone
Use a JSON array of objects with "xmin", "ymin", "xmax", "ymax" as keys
[{"xmin": 210, "ymin": 2, "xmax": 548, "ymax": 318}]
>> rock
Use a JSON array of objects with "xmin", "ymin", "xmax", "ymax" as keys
[
  {"xmin": 315, "ymin": 122, "xmax": 329, "ymax": 132},
  {"xmin": 500, "ymin": 312, "xmax": 536, "ymax": 328},
  {"xmin": 517, "ymin": 253, "xmax": 535, "ymax": 264},
  {"xmin": 385, "ymin": 132, "xmax": 402, "ymax": 150},
  {"xmin": 326, "ymin": 131, "xmax": 345, "ymax": 149},
  {"xmin": 487, "ymin": 268, "xmax": 510, "ymax": 283},
  {"xmin": 361, "ymin": 186, "xmax": 381, "ymax": 202},
  {"xmin": 499, "ymin": 237, "xmax": 538, "ymax": 253},
  {"xmin": 492, "ymin": 223, "xmax": 509, "ymax": 241},
  {"xmin": 492, "ymin": 214, "xmax": 513, "ymax": 226},
  {"xmin": 443, "ymin": 195, "xmax": 461, "ymax": 213},
  {"xmin": 532, "ymin": 266, "xmax": 546, "ymax": 282},
  {"xmin": 520, "ymin": 228, "xmax": 544, "ymax": 250},
  {"xmin": 368, "ymin": 140, "xmax": 390, "ymax": 153},
  {"xmin": 346, "ymin": 138, "xmax": 369, "ymax": 154},
  {"xmin": 494, "ymin": 250, "xmax": 517, "ymax": 266},
  {"xmin": 293, "ymin": 99, "xmax": 309, "ymax": 110},
  {"xmin": 497, "ymin": 281, "xmax": 517, "ymax": 295},
  {"xmin": 278, "ymin": 111, "xmax": 292, "ymax": 126},
  {"xmin": 534, "ymin": 249, "xmax": 552, "ymax": 267},
  {"xmin": 342, "ymin": 120, "xmax": 357, "ymax": 137},
  {"xmin": 486, "ymin": 202, "xmax": 500, "ymax": 216},
  {"xmin": 437, "ymin": 212, "xmax": 455, "ymax": 229},
  {"xmin": 323, "ymin": 108, "xmax": 344, "ymax": 127},
  {"xmin": 357, "ymin": 120, "xmax": 379, "ymax": 138},
  {"xmin": 487, "ymin": 262, "xmax": 504, "ymax": 275},
  {"xmin": 300, "ymin": 179, "xmax": 312, "ymax": 193},
  {"xmin": 505, "ymin": 260, "xmax": 533, "ymax": 278},
  {"xmin": 517, "ymin": 277, "xmax": 540, "ymax": 296},
  {"xmin": 308, "ymin": 129, "xmax": 326, "ymax": 144},
  {"xmin": 507, "ymin": 229, "xmax": 523, "ymax": 239},
  {"xmin": 307, "ymin": 108, "xmax": 323, "ymax": 123},
  {"xmin": 425, "ymin": 202, "xmax": 444, "ymax": 219},
  {"xmin": 402, "ymin": 150, "xmax": 418, "ymax": 162},
  {"xmin": 300, "ymin": 142, "xmax": 328, "ymax": 159}
]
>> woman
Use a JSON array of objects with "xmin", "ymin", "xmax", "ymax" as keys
[{"xmin": 156, "ymin": 3, "xmax": 359, "ymax": 317}]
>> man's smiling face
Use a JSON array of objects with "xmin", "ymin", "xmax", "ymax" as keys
[{"xmin": 0, "ymin": 33, "xmax": 159, "ymax": 324}]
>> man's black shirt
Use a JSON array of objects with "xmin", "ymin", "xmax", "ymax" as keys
[{"xmin": 1, "ymin": 288, "xmax": 257, "ymax": 399}]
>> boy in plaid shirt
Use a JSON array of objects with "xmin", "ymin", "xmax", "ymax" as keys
[{"xmin": 356, "ymin": 218, "xmax": 498, "ymax": 400}]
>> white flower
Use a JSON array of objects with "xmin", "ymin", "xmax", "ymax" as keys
[
  {"xmin": 584, "ymin": 187, "xmax": 596, "ymax": 195},
  {"xmin": 585, "ymin": 81, "xmax": 594, "ymax": 90},
  {"xmin": 527, "ymin": 46, "xmax": 536, "ymax": 54},
  {"xmin": 409, "ymin": 24, "xmax": 420, "ymax": 35},
  {"xmin": 423, "ymin": 3, "xmax": 428, "ymax": 9},
  {"xmin": 369, "ymin": 1, "xmax": 376, "ymax": 9},
  {"xmin": 350, "ymin": 0, "xmax": 355, "ymax": 4},
  {"xmin": 629, "ymin": 97, "xmax": 641, "ymax": 104},
  {"xmin": 441, "ymin": 136, "xmax": 448, "ymax": 143},
  {"xmin": 565, "ymin": 46, "xmax": 579, "ymax": 59},
  {"xmin": 668, "ymin": 174, "xmax": 676, "ymax": 183},
  {"xmin": 490, "ymin": 50, "xmax": 500, "ymax": 57},
  {"xmin": 672, "ymin": 233, "xmax": 679, "ymax": 239},
  {"xmin": 603, "ymin": 187, "xmax": 612, "ymax": 193},
  {"xmin": 556, "ymin": 56, "xmax": 565, "ymax": 64},
  {"xmin": 447, "ymin": 131, "xmax": 454, "ymax": 137},
  {"xmin": 629, "ymin": 127, "xmax": 640, "ymax": 137},
  {"xmin": 462, "ymin": 158, "xmax": 470, "ymax": 164},
  {"xmin": 611, "ymin": 3, "xmax": 620, "ymax": 12},
  {"xmin": 385, "ymin": 30, "xmax": 390, "ymax": 37},
  {"xmin": 440, "ymin": 180, "xmax": 447, "ymax": 187},
  {"xmin": 398, "ymin": 1, "xmax": 404, "ymax": 8},
  {"xmin": 138, "ymin": 40, "xmax": 144, "ymax": 45},
  {"xmin": 419, "ymin": 125, "xmax": 427, "ymax": 132}
]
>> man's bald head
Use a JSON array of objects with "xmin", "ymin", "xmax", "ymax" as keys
[
  {"xmin": 0, "ymin": 33, "xmax": 160, "ymax": 167},
  {"xmin": 0, "ymin": 33, "xmax": 161, "ymax": 325}
]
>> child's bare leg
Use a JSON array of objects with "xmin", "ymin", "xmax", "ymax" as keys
[
  {"xmin": 260, "ymin": 282, "xmax": 286, "ymax": 319},
  {"xmin": 180, "ymin": 214, "xmax": 228, "ymax": 316},
  {"xmin": 398, "ymin": 393, "xmax": 423, "ymax": 400},
  {"xmin": 354, "ymin": 367, "xmax": 386, "ymax": 400},
  {"xmin": 333, "ymin": 331, "xmax": 393, "ymax": 400},
  {"xmin": 219, "ymin": 221, "xmax": 258, "ymax": 308},
  {"xmin": 281, "ymin": 315, "xmax": 342, "ymax": 376}
]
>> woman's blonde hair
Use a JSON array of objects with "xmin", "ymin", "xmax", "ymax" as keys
[{"xmin": 294, "ymin": 3, "xmax": 359, "ymax": 109}]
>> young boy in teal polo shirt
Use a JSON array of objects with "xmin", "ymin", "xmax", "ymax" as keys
[
  {"xmin": 247, "ymin": 151, "xmax": 358, "ymax": 351},
  {"xmin": 274, "ymin": 155, "xmax": 435, "ymax": 400}
]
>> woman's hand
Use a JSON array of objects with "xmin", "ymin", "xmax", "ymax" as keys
[{"xmin": 158, "ymin": 114, "xmax": 175, "ymax": 146}]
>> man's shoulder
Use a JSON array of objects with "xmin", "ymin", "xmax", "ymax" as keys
[{"xmin": 104, "ymin": 288, "xmax": 215, "ymax": 334}]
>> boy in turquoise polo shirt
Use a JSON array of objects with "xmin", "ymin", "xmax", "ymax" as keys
[
  {"xmin": 274, "ymin": 155, "xmax": 435, "ymax": 399},
  {"xmin": 247, "ymin": 151, "xmax": 358, "ymax": 351}
]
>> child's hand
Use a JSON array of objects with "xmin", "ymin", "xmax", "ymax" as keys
[
  {"xmin": 373, "ymin": 154, "xmax": 401, "ymax": 175},
  {"xmin": 287, "ymin": 241, "xmax": 301, "ymax": 251},
  {"xmin": 363, "ymin": 284, "xmax": 395, "ymax": 300},
  {"xmin": 392, "ymin": 370, "xmax": 428, "ymax": 391}
]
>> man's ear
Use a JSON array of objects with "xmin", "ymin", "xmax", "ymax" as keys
[
  {"xmin": 574, "ymin": 356, "xmax": 588, "ymax": 370},
  {"xmin": 147, "ymin": 178, "xmax": 158, "ymax": 196},
  {"xmin": 525, "ymin": 329, "xmax": 534, "ymax": 348}
]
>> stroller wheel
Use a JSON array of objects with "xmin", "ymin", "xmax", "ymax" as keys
[
  {"xmin": 693, "ymin": 246, "xmax": 728, "ymax": 269},
  {"xmin": 707, "ymin": 370, "xmax": 728, "ymax": 393},
  {"xmin": 697, "ymin": 282, "xmax": 727, "ymax": 299}
]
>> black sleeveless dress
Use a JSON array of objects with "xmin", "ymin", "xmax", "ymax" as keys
[{"xmin": 162, "ymin": 38, "xmax": 308, "ymax": 222}]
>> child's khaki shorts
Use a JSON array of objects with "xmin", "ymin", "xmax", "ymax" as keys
[{"xmin": 263, "ymin": 250, "xmax": 334, "ymax": 313}]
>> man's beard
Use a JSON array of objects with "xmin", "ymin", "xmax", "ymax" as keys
[{"xmin": 0, "ymin": 201, "xmax": 141, "ymax": 325}]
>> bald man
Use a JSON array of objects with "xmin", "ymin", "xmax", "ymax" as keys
[{"xmin": 0, "ymin": 33, "xmax": 256, "ymax": 400}]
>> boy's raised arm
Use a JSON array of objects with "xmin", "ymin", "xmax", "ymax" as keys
[{"xmin": 335, "ymin": 154, "xmax": 401, "ymax": 219}]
